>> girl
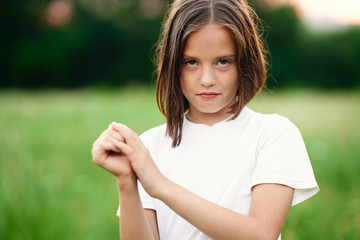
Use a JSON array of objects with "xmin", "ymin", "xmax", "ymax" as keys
[{"xmin": 91, "ymin": 0, "xmax": 319, "ymax": 239}]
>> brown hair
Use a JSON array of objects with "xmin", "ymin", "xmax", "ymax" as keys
[{"xmin": 155, "ymin": 0, "xmax": 267, "ymax": 147}]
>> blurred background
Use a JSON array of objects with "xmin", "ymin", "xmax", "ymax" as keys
[
  {"xmin": 1, "ymin": 0, "xmax": 360, "ymax": 89},
  {"xmin": 1, "ymin": 0, "xmax": 359, "ymax": 239}
]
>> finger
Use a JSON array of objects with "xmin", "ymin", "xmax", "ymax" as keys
[
  {"xmin": 99, "ymin": 127, "xmax": 125, "ymax": 143},
  {"xmin": 110, "ymin": 122, "xmax": 123, "ymax": 132},
  {"xmin": 94, "ymin": 132, "xmax": 123, "ymax": 151},
  {"xmin": 111, "ymin": 123, "xmax": 141, "ymax": 147},
  {"xmin": 92, "ymin": 141, "xmax": 120, "ymax": 165},
  {"xmin": 108, "ymin": 121, "xmax": 118, "ymax": 129},
  {"xmin": 111, "ymin": 122, "xmax": 136, "ymax": 135},
  {"xmin": 108, "ymin": 129, "xmax": 125, "ymax": 142},
  {"xmin": 95, "ymin": 140, "xmax": 123, "ymax": 157},
  {"xmin": 113, "ymin": 139, "xmax": 134, "ymax": 157}
]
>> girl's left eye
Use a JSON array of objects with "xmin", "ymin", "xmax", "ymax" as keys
[{"xmin": 218, "ymin": 59, "xmax": 230, "ymax": 66}]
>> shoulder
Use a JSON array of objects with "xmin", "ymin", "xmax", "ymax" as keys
[
  {"xmin": 247, "ymin": 108, "xmax": 319, "ymax": 204},
  {"xmin": 242, "ymin": 107, "xmax": 300, "ymax": 135},
  {"xmin": 240, "ymin": 107, "xmax": 305, "ymax": 152},
  {"xmin": 243, "ymin": 108, "xmax": 306, "ymax": 154}
]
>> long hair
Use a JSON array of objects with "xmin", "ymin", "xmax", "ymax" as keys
[{"xmin": 155, "ymin": 0, "xmax": 267, "ymax": 147}]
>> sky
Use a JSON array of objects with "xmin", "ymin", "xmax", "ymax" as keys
[{"xmin": 275, "ymin": 0, "xmax": 360, "ymax": 26}]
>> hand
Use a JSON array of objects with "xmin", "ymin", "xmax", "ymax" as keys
[
  {"xmin": 110, "ymin": 123, "xmax": 167, "ymax": 198},
  {"xmin": 91, "ymin": 123, "xmax": 135, "ymax": 183}
]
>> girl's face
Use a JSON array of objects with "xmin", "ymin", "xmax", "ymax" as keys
[{"xmin": 180, "ymin": 23, "xmax": 239, "ymax": 125}]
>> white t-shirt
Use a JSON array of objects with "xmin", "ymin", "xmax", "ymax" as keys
[{"xmin": 117, "ymin": 107, "xmax": 319, "ymax": 239}]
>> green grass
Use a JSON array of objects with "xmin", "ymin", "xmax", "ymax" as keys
[
  {"xmin": 0, "ymin": 87, "xmax": 359, "ymax": 239},
  {"xmin": 250, "ymin": 89, "xmax": 360, "ymax": 240}
]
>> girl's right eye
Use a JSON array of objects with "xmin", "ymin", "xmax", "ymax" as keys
[{"xmin": 184, "ymin": 60, "xmax": 197, "ymax": 66}]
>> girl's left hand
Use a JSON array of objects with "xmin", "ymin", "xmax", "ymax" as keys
[{"xmin": 110, "ymin": 122, "xmax": 167, "ymax": 198}]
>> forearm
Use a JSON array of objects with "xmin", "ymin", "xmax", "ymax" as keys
[
  {"xmin": 109, "ymin": 123, "xmax": 290, "ymax": 239},
  {"xmin": 157, "ymin": 179, "xmax": 279, "ymax": 240},
  {"xmin": 118, "ymin": 177, "xmax": 155, "ymax": 240}
]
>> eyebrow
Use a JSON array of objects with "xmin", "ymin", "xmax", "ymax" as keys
[{"xmin": 183, "ymin": 55, "xmax": 236, "ymax": 59}]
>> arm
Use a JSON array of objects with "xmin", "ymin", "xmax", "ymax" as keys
[
  {"xmin": 91, "ymin": 124, "xmax": 158, "ymax": 240},
  {"xmin": 112, "ymin": 122, "xmax": 294, "ymax": 240},
  {"xmin": 158, "ymin": 180, "xmax": 293, "ymax": 240},
  {"xmin": 145, "ymin": 209, "xmax": 160, "ymax": 240},
  {"xmin": 117, "ymin": 176, "xmax": 158, "ymax": 240}
]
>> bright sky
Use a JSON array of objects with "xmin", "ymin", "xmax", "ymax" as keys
[{"xmin": 276, "ymin": 0, "xmax": 360, "ymax": 25}]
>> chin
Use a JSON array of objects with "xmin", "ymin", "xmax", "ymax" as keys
[{"xmin": 197, "ymin": 106, "xmax": 225, "ymax": 114}]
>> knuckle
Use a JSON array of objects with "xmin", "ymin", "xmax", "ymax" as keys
[
  {"xmin": 93, "ymin": 159, "xmax": 101, "ymax": 166},
  {"xmin": 91, "ymin": 142, "xmax": 100, "ymax": 155},
  {"xmin": 99, "ymin": 141, "xmax": 109, "ymax": 150},
  {"xmin": 92, "ymin": 139, "xmax": 99, "ymax": 149},
  {"xmin": 100, "ymin": 128, "xmax": 109, "ymax": 137},
  {"xmin": 119, "ymin": 124, "xmax": 132, "ymax": 134},
  {"xmin": 92, "ymin": 154, "xmax": 100, "ymax": 165},
  {"xmin": 129, "ymin": 148, "xmax": 138, "ymax": 158}
]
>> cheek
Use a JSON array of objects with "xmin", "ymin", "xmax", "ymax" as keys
[
  {"xmin": 179, "ymin": 76, "xmax": 189, "ymax": 98},
  {"xmin": 224, "ymin": 69, "xmax": 239, "ymax": 90},
  {"xmin": 180, "ymin": 72, "xmax": 193, "ymax": 90}
]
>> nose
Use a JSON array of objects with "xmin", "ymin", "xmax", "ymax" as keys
[{"xmin": 200, "ymin": 66, "xmax": 216, "ymax": 87}]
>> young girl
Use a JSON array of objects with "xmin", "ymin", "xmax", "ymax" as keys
[{"xmin": 91, "ymin": 0, "xmax": 319, "ymax": 239}]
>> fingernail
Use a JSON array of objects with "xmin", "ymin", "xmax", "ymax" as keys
[{"xmin": 111, "ymin": 122, "xmax": 120, "ymax": 130}]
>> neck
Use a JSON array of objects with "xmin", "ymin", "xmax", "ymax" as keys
[{"xmin": 186, "ymin": 111, "xmax": 233, "ymax": 126}]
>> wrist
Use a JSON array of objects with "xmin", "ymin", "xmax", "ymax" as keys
[
  {"xmin": 152, "ymin": 175, "xmax": 172, "ymax": 199},
  {"xmin": 116, "ymin": 172, "xmax": 137, "ymax": 191}
]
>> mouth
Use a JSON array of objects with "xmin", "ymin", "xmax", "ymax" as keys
[{"xmin": 197, "ymin": 92, "xmax": 220, "ymax": 99}]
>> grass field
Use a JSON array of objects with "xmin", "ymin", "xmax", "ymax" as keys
[{"xmin": 1, "ymin": 87, "xmax": 359, "ymax": 239}]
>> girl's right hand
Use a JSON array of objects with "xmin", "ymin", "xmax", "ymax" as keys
[{"xmin": 91, "ymin": 123, "xmax": 135, "ymax": 183}]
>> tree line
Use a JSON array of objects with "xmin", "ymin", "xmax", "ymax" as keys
[{"xmin": 1, "ymin": 0, "xmax": 359, "ymax": 89}]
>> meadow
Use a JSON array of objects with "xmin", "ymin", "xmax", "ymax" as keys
[{"xmin": 1, "ymin": 87, "xmax": 359, "ymax": 239}]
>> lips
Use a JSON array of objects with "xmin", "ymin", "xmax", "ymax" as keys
[{"xmin": 197, "ymin": 92, "xmax": 220, "ymax": 99}]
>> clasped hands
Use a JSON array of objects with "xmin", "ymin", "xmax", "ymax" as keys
[{"xmin": 91, "ymin": 122, "xmax": 165, "ymax": 197}]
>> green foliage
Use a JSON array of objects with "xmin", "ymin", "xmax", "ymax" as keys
[
  {"xmin": 0, "ymin": 87, "xmax": 164, "ymax": 239},
  {"xmin": 2, "ymin": 0, "xmax": 162, "ymax": 88},
  {"xmin": 1, "ymin": 0, "xmax": 359, "ymax": 89},
  {"xmin": 257, "ymin": 6, "xmax": 305, "ymax": 88},
  {"xmin": 255, "ymin": 3, "xmax": 360, "ymax": 89},
  {"xmin": 0, "ymin": 88, "xmax": 359, "ymax": 239},
  {"xmin": 300, "ymin": 27, "xmax": 360, "ymax": 89}
]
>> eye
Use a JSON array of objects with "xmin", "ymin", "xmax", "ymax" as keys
[
  {"xmin": 217, "ymin": 59, "xmax": 230, "ymax": 66},
  {"xmin": 184, "ymin": 59, "xmax": 197, "ymax": 66}
]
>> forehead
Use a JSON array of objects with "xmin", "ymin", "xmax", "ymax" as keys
[{"xmin": 183, "ymin": 23, "xmax": 236, "ymax": 57}]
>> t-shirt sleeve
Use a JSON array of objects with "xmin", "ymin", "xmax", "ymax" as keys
[
  {"xmin": 250, "ymin": 116, "xmax": 319, "ymax": 206},
  {"xmin": 116, "ymin": 130, "xmax": 157, "ymax": 217}
]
